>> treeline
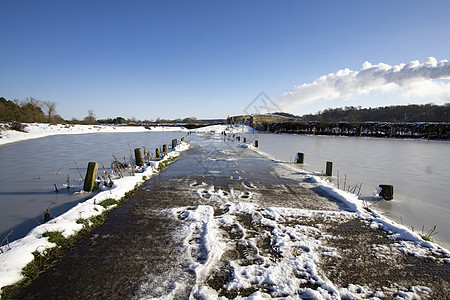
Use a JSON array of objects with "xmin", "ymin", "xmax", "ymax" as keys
[
  {"xmin": 300, "ymin": 103, "xmax": 450, "ymax": 123},
  {"xmin": 0, "ymin": 97, "xmax": 64, "ymax": 123},
  {"xmin": 1, "ymin": 96, "xmax": 218, "ymax": 128},
  {"xmin": 96, "ymin": 117, "xmax": 213, "ymax": 126},
  {"xmin": 1, "ymin": 97, "xmax": 98, "ymax": 125}
]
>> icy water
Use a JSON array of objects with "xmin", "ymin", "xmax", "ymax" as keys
[
  {"xmin": 237, "ymin": 132, "xmax": 450, "ymax": 248},
  {"xmin": 0, "ymin": 131, "xmax": 184, "ymax": 242}
]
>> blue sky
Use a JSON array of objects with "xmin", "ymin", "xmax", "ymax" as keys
[{"xmin": 1, "ymin": 0, "xmax": 450, "ymax": 120}]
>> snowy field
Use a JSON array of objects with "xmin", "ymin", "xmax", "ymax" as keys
[
  {"xmin": 0, "ymin": 123, "xmax": 187, "ymax": 146},
  {"xmin": 1, "ymin": 124, "xmax": 449, "ymax": 299}
]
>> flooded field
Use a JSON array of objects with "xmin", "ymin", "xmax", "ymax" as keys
[{"xmin": 0, "ymin": 131, "xmax": 183, "ymax": 241}]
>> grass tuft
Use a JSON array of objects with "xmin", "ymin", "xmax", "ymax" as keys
[
  {"xmin": 157, "ymin": 156, "xmax": 177, "ymax": 172},
  {"xmin": 99, "ymin": 198, "xmax": 118, "ymax": 209},
  {"xmin": 42, "ymin": 231, "xmax": 67, "ymax": 247}
]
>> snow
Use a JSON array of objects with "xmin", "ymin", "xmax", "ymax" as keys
[
  {"xmin": 0, "ymin": 123, "xmax": 188, "ymax": 146},
  {"xmin": 0, "ymin": 140, "xmax": 190, "ymax": 290},
  {"xmin": 194, "ymin": 124, "xmax": 255, "ymax": 134},
  {"xmin": 158, "ymin": 181, "xmax": 450, "ymax": 299},
  {"xmin": 163, "ymin": 194, "xmax": 351, "ymax": 299}
]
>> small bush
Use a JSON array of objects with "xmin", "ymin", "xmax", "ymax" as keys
[{"xmin": 9, "ymin": 121, "xmax": 27, "ymax": 132}]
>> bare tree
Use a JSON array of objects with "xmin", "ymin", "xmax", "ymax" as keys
[
  {"xmin": 23, "ymin": 97, "xmax": 41, "ymax": 107},
  {"xmin": 84, "ymin": 109, "xmax": 97, "ymax": 124},
  {"xmin": 43, "ymin": 101, "xmax": 57, "ymax": 123}
]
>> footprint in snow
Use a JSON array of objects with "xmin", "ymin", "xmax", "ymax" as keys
[
  {"xmin": 242, "ymin": 181, "xmax": 257, "ymax": 189},
  {"xmin": 239, "ymin": 191, "xmax": 251, "ymax": 199}
]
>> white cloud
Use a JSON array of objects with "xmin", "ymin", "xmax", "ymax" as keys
[
  {"xmin": 401, "ymin": 79, "xmax": 450, "ymax": 100},
  {"xmin": 277, "ymin": 57, "xmax": 450, "ymax": 111}
]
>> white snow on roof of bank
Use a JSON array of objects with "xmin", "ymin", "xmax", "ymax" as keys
[
  {"xmin": 0, "ymin": 141, "xmax": 190, "ymax": 291},
  {"xmin": 0, "ymin": 123, "xmax": 188, "ymax": 146}
]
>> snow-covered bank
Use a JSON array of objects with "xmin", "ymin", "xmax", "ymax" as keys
[
  {"xmin": 0, "ymin": 141, "xmax": 190, "ymax": 291},
  {"xmin": 0, "ymin": 123, "xmax": 188, "ymax": 146}
]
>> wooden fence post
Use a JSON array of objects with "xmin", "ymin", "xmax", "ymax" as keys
[
  {"xmin": 162, "ymin": 144, "xmax": 168, "ymax": 154},
  {"xmin": 326, "ymin": 161, "xmax": 333, "ymax": 176},
  {"xmin": 379, "ymin": 184, "xmax": 394, "ymax": 200},
  {"xmin": 172, "ymin": 139, "xmax": 178, "ymax": 149},
  {"xmin": 83, "ymin": 162, "xmax": 98, "ymax": 192},
  {"xmin": 155, "ymin": 148, "xmax": 161, "ymax": 160},
  {"xmin": 295, "ymin": 153, "xmax": 305, "ymax": 164},
  {"xmin": 134, "ymin": 148, "xmax": 144, "ymax": 166},
  {"xmin": 254, "ymin": 140, "xmax": 258, "ymax": 147}
]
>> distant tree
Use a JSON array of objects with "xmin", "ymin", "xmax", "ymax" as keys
[
  {"xmin": 0, "ymin": 97, "xmax": 51, "ymax": 123},
  {"xmin": 22, "ymin": 97, "xmax": 41, "ymax": 108},
  {"xmin": 43, "ymin": 101, "xmax": 57, "ymax": 123},
  {"xmin": 20, "ymin": 97, "xmax": 46, "ymax": 123},
  {"xmin": 127, "ymin": 117, "xmax": 138, "ymax": 124},
  {"xmin": 0, "ymin": 97, "xmax": 20, "ymax": 121},
  {"xmin": 182, "ymin": 117, "xmax": 197, "ymax": 124},
  {"xmin": 84, "ymin": 109, "xmax": 97, "ymax": 124},
  {"xmin": 115, "ymin": 117, "xmax": 126, "ymax": 124},
  {"xmin": 52, "ymin": 114, "xmax": 66, "ymax": 124}
]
